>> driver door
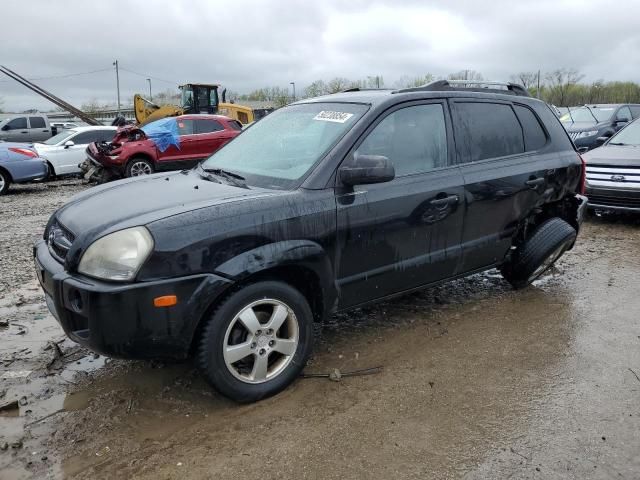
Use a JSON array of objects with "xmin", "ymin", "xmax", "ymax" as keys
[{"xmin": 335, "ymin": 101, "xmax": 465, "ymax": 309}]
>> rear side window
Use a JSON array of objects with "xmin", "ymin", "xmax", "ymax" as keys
[
  {"xmin": 616, "ymin": 106, "xmax": 632, "ymax": 122},
  {"xmin": 73, "ymin": 131, "xmax": 105, "ymax": 144},
  {"xmin": 29, "ymin": 116, "xmax": 46, "ymax": 129},
  {"xmin": 195, "ymin": 119, "xmax": 223, "ymax": 134},
  {"xmin": 629, "ymin": 106, "xmax": 640, "ymax": 118},
  {"xmin": 454, "ymin": 102, "xmax": 524, "ymax": 162},
  {"xmin": 230, "ymin": 120, "xmax": 243, "ymax": 131},
  {"xmin": 514, "ymin": 105, "xmax": 547, "ymax": 151},
  {"xmin": 99, "ymin": 130, "xmax": 116, "ymax": 142},
  {"xmin": 5, "ymin": 117, "xmax": 28, "ymax": 130}
]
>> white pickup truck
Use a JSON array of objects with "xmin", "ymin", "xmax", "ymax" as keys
[{"xmin": 0, "ymin": 113, "xmax": 54, "ymax": 142}]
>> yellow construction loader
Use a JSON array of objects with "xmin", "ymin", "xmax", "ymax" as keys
[{"xmin": 134, "ymin": 83, "xmax": 272, "ymax": 126}]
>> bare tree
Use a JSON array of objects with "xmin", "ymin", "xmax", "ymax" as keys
[
  {"xmin": 447, "ymin": 70, "xmax": 483, "ymax": 81},
  {"xmin": 304, "ymin": 80, "xmax": 327, "ymax": 98},
  {"xmin": 326, "ymin": 77, "xmax": 351, "ymax": 94},
  {"xmin": 393, "ymin": 74, "xmax": 436, "ymax": 89},
  {"xmin": 510, "ymin": 72, "xmax": 539, "ymax": 89},
  {"xmin": 544, "ymin": 68, "xmax": 584, "ymax": 106}
]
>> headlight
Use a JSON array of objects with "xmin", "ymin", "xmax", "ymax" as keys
[
  {"xmin": 576, "ymin": 130, "xmax": 598, "ymax": 138},
  {"xmin": 78, "ymin": 227, "xmax": 154, "ymax": 281}
]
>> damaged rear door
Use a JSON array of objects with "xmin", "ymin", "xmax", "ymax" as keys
[{"xmin": 335, "ymin": 101, "xmax": 465, "ymax": 308}]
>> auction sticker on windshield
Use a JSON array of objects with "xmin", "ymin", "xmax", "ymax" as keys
[{"xmin": 313, "ymin": 111, "xmax": 354, "ymax": 123}]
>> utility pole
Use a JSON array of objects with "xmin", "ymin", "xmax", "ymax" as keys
[
  {"xmin": 290, "ymin": 81, "xmax": 296, "ymax": 102},
  {"xmin": 147, "ymin": 78, "xmax": 152, "ymax": 101},
  {"xmin": 113, "ymin": 60, "xmax": 121, "ymax": 112}
]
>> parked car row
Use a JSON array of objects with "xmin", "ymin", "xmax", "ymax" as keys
[
  {"xmin": 560, "ymin": 103, "xmax": 640, "ymax": 150},
  {"xmin": 0, "ymin": 114, "xmax": 243, "ymax": 194}
]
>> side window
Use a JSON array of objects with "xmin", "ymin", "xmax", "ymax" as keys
[
  {"xmin": 230, "ymin": 120, "xmax": 243, "ymax": 131},
  {"xmin": 72, "ymin": 131, "xmax": 103, "ymax": 144},
  {"xmin": 177, "ymin": 119, "xmax": 194, "ymax": 135},
  {"xmin": 514, "ymin": 105, "xmax": 547, "ymax": 151},
  {"xmin": 356, "ymin": 104, "xmax": 448, "ymax": 176},
  {"xmin": 455, "ymin": 102, "xmax": 524, "ymax": 163},
  {"xmin": 29, "ymin": 117, "xmax": 46, "ymax": 129},
  {"xmin": 629, "ymin": 106, "xmax": 640, "ymax": 118},
  {"xmin": 5, "ymin": 117, "xmax": 28, "ymax": 130},
  {"xmin": 195, "ymin": 119, "xmax": 223, "ymax": 134},
  {"xmin": 616, "ymin": 106, "xmax": 632, "ymax": 121},
  {"xmin": 99, "ymin": 130, "xmax": 116, "ymax": 142}
]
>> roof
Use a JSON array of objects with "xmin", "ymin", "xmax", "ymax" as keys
[
  {"xmin": 583, "ymin": 104, "xmax": 640, "ymax": 108},
  {"xmin": 178, "ymin": 114, "xmax": 233, "ymax": 121},
  {"xmin": 298, "ymin": 87, "xmax": 543, "ymax": 108}
]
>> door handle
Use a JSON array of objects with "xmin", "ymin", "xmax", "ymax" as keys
[
  {"xmin": 430, "ymin": 194, "xmax": 459, "ymax": 207},
  {"xmin": 20, "ymin": 131, "xmax": 28, "ymax": 133},
  {"xmin": 525, "ymin": 178, "xmax": 545, "ymax": 188}
]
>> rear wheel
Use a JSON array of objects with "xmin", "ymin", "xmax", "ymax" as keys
[
  {"xmin": 0, "ymin": 170, "xmax": 11, "ymax": 195},
  {"xmin": 197, "ymin": 281, "xmax": 313, "ymax": 403},
  {"xmin": 125, "ymin": 157, "xmax": 154, "ymax": 177},
  {"xmin": 501, "ymin": 218, "xmax": 576, "ymax": 289}
]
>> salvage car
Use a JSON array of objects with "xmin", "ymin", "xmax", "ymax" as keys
[
  {"xmin": 35, "ymin": 80, "xmax": 587, "ymax": 402},
  {"xmin": 0, "ymin": 143, "xmax": 48, "ymax": 195},
  {"xmin": 562, "ymin": 103, "xmax": 640, "ymax": 151},
  {"xmin": 583, "ymin": 118, "xmax": 640, "ymax": 212},
  {"xmin": 34, "ymin": 126, "xmax": 117, "ymax": 177},
  {"xmin": 82, "ymin": 115, "xmax": 242, "ymax": 180}
]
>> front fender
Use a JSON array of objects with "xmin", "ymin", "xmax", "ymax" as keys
[{"xmin": 215, "ymin": 240, "xmax": 337, "ymax": 316}]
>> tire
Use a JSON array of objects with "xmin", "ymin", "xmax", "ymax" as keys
[
  {"xmin": 125, "ymin": 157, "xmax": 154, "ymax": 177},
  {"xmin": 0, "ymin": 169, "xmax": 11, "ymax": 195},
  {"xmin": 197, "ymin": 281, "xmax": 313, "ymax": 403},
  {"xmin": 501, "ymin": 217, "xmax": 576, "ymax": 289}
]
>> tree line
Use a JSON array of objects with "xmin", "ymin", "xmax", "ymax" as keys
[{"xmin": 237, "ymin": 69, "xmax": 640, "ymax": 108}]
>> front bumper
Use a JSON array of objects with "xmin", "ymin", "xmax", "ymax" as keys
[
  {"xmin": 586, "ymin": 186, "xmax": 640, "ymax": 212},
  {"xmin": 34, "ymin": 239, "xmax": 233, "ymax": 359}
]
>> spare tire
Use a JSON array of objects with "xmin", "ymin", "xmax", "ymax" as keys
[{"xmin": 501, "ymin": 217, "xmax": 576, "ymax": 289}]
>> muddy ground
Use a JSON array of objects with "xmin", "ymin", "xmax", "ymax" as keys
[{"xmin": 1, "ymin": 179, "xmax": 639, "ymax": 479}]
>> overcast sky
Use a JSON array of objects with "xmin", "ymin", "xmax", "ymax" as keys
[{"xmin": 2, "ymin": 0, "xmax": 640, "ymax": 112}]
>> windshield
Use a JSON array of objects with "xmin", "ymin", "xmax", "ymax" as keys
[
  {"xmin": 608, "ymin": 120, "xmax": 640, "ymax": 146},
  {"xmin": 563, "ymin": 106, "xmax": 614, "ymax": 123},
  {"xmin": 202, "ymin": 102, "xmax": 368, "ymax": 189},
  {"xmin": 42, "ymin": 129, "xmax": 77, "ymax": 145}
]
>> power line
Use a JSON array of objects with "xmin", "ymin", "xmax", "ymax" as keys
[
  {"xmin": 118, "ymin": 67, "xmax": 178, "ymax": 86},
  {"xmin": 0, "ymin": 67, "xmax": 113, "ymax": 83}
]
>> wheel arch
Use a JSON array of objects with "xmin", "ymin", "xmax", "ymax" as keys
[
  {"xmin": 188, "ymin": 240, "xmax": 337, "ymax": 354},
  {"xmin": 0, "ymin": 166, "xmax": 13, "ymax": 183}
]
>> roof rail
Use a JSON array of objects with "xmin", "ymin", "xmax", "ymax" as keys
[{"xmin": 393, "ymin": 80, "xmax": 531, "ymax": 97}]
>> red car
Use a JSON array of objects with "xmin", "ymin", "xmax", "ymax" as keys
[{"xmin": 85, "ymin": 115, "xmax": 242, "ymax": 179}]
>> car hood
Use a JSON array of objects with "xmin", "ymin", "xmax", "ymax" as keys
[
  {"xmin": 55, "ymin": 170, "xmax": 277, "ymax": 240},
  {"xmin": 32, "ymin": 144, "xmax": 59, "ymax": 154},
  {"xmin": 564, "ymin": 121, "xmax": 601, "ymax": 132},
  {"xmin": 583, "ymin": 145, "xmax": 640, "ymax": 166}
]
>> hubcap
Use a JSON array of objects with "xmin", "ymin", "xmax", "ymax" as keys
[
  {"xmin": 223, "ymin": 299, "xmax": 299, "ymax": 384},
  {"xmin": 528, "ymin": 243, "xmax": 567, "ymax": 283},
  {"xmin": 0, "ymin": 173, "xmax": 5, "ymax": 192},
  {"xmin": 130, "ymin": 162, "xmax": 151, "ymax": 176}
]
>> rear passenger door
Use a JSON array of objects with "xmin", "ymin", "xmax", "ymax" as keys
[
  {"xmin": 451, "ymin": 100, "xmax": 551, "ymax": 273},
  {"xmin": 157, "ymin": 119, "xmax": 196, "ymax": 168},
  {"xmin": 336, "ymin": 101, "xmax": 465, "ymax": 308}
]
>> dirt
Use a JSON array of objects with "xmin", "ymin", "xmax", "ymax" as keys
[{"xmin": 1, "ymin": 180, "xmax": 639, "ymax": 479}]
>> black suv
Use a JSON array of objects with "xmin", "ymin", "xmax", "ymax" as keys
[
  {"xmin": 35, "ymin": 80, "xmax": 587, "ymax": 402},
  {"xmin": 562, "ymin": 103, "xmax": 640, "ymax": 151}
]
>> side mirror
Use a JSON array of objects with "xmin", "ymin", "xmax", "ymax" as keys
[
  {"xmin": 64, "ymin": 140, "xmax": 75, "ymax": 148},
  {"xmin": 1, "ymin": 125, "xmax": 9, "ymax": 131},
  {"xmin": 594, "ymin": 136, "xmax": 608, "ymax": 147},
  {"xmin": 616, "ymin": 118, "xmax": 629, "ymax": 124},
  {"xmin": 339, "ymin": 154, "xmax": 395, "ymax": 186},
  {"xmin": 577, "ymin": 146, "xmax": 590, "ymax": 153}
]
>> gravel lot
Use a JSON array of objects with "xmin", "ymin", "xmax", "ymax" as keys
[{"xmin": 1, "ymin": 179, "xmax": 639, "ymax": 479}]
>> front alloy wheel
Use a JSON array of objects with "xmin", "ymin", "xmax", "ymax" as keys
[
  {"xmin": 223, "ymin": 299, "xmax": 299, "ymax": 384},
  {"xmin": 198, "ymin": 281, "xmax": 313, "ymax": 402}
]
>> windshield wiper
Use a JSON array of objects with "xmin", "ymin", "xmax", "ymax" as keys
[
  {"xmin": 198, "ymin": 164, "xmax": 247, "ymax": 187},
  {"xmin": 585, "ymin": 106, "xmax": 599, "ymax": 123},
  {"xmin": 608, "ymin": 142, "xmax": 631, "ymax": 146}
]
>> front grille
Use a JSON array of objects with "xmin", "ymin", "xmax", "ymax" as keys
[
  {"xmin": 47, "ymin": 220, "xmax": 75, "ymax": 263},
  {"xmin": 586, "ymin": 164, "xmax": 640, "ymax": 188},
  {"xmin": 588, "ymin": 194, "xmax": 640, "ymax": 209}
]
